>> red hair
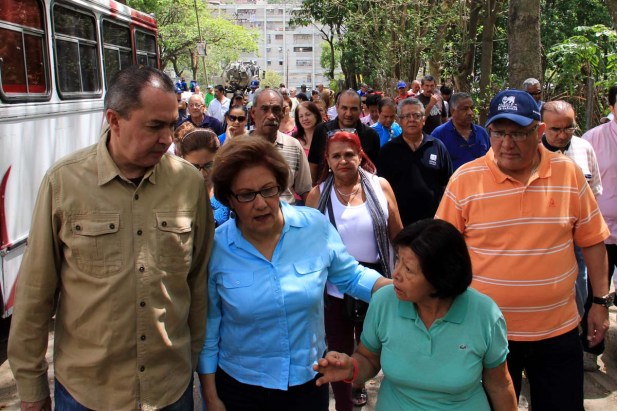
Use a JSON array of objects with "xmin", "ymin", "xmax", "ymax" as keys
[{"xmin": 317, "ymin": 131, "xmax": 376, "ymax": 184}]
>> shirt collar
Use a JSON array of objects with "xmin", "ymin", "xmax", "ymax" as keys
[
  {"xmin": 541, "ymin": 134, "xmax": 571, "ymax": 152},
  {"xmin": 397, "ymin": 289, "xmax": 469, "ymax": 324},
  {"xmin": 485, "ymin": 146, "xmax": 550, "ymax": 184},
  {"xmin": 96, "ymin": 125, "xmax": 158, "ymax": 186}
]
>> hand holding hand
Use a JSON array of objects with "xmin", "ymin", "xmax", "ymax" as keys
[{"xmin": 313, "ymin": 351, "xmax": 354, "ymax": 386}]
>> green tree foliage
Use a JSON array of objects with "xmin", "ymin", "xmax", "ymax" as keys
[
  {"xmin": 126, "ymin": 0, "xmax": 258, "ymax": 84},
  {"xmin": 261, "ymin": 70, "xmax": 284, "ymax": 89}
]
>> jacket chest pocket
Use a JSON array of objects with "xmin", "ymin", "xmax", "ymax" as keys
[
  {"xmin": 70, "ymin": 214, "xmax": 122, "ymax": 277},
  {"xmin": 156, "ymin": 212, "xmax": 194, "ymax": 273}
]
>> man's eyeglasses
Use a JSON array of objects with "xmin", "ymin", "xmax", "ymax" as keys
[
  {"xmin": 231, "ymin": 185, "xmax": 281, "ymax": 203},
  {"xmin": 399, "ymin": 113, "xmax": 424, "ymax": 121},
  {"xmin": 528, "ymin": 91, "xmax": 542, "ymax": 96},
  {"xmin": 546, "ymin": 126, "xmax": 576, "ymax": 136},
  {"xmin": 327, "ymin": 128, "xmax": 358, "ymax": 138},
  {"xmin": 191, "ymin": 161, "xmax": 214, "ymax": 171},
  {"xmin": 227, "ymin": 115, "xmax": 247, "ymax": 123},
  {"xmin": 189, "ymin": 103, "xmax": 204, "ymax": 109},
  {"xmin": 489, "ymin": 125, "xmax": 539, "ymax": 141}
]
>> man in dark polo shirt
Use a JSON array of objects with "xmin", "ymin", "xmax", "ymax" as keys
[
  {"xmin": 178, "ymin": 94, "xmax": 224, "ymax": 135},
  {"xmin": 378, "ymin": 97, "xmax": 452, "ymax": 226},
  {"xmin": 308, "ymin": 89, "xmax": 380, "ymax": 183}
]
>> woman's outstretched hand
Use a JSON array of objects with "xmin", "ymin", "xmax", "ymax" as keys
[{"xmin": 313, "ymin": 351, "xmax": 354, "ymax": 386}]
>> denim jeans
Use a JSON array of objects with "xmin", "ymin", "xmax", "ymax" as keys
[{"xmin": 54, "ymin": 378, "xmax": 194, "ymax": 410}]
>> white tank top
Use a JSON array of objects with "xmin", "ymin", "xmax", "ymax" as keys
[{"xmin": 321, "ymin": 174, "xmax": 389, "ymax": 297}]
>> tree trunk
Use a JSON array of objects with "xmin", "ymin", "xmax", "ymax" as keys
[
  {"xmin": 190, "ymin": 50, "xmax": 199, "ymax": 80},
  {"xmin": 478, "ymin": 0, "xmax": 500, "ymax": 125},
  {"xmin": 454, "ymin": 0, "xmax": 482, "ymax": 92},
  {"xmin": 326, "ymin": 35, "xmax": 336, "ymax": 80},
  {"xmin": 508, "ymin": 0, "xmax": 542, "ymax": 88},
  {"xmin": 606, "ymin": 0, "xmax": 617, "ymax": 31}
]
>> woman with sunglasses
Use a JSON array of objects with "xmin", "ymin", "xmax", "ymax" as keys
[
  {"xmin": 219, "ymin": 106, "xmax": 249, "ymax": 145},
  {"xmin": 198, "ymin": 136, "xmax": 390, "ymax": 411},
  {"xmin": 177, "ymin": 128, "xmax": 229, "ymax": 227},
  {"xmin": 306, "ymin": 130, "xmax": 403, "ymax": 410}
]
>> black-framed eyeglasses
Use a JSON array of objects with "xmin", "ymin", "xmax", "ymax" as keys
[
  {"xmin": 327, "ymin": 128, "xmax": 358, "ymax": 138},
  {"xmin": 528, "ymin": 91, "xmax": 542, "ymax": 96},
  {"xmin": 227, "ymin": 115, "xmax": 247, "ymax": 123},
  {"xmin": 191, "ymin": 161, "xmax": 214, "ymax": 171},
  {"xmin": 231, "ymin": 185, "xmax": 281, "ymax": 203},
  {"xmin": 258, "ymin": 105, "xmax": 284, "ymax": 115},
  {"xmin": 489, "ymin": 125, "xmax": 539, "ymax": 141}
]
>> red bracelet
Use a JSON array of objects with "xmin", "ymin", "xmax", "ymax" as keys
[{"xmin": 342, "ymin": 356, "xmax": 359, "ymax": 384}]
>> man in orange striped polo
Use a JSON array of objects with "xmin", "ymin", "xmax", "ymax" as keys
[{"xmin": 436, "ymin": 89, "xmax": 610, "ymax": 410}]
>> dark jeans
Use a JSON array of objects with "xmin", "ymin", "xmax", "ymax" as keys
[
  {"xmin": 324, "ymin": 295, "xmax": 363, "ymax": 411},
  {"xmin": 54, "ymin": 378, "xmax": 194, "ymax": 410},
  {"xmin": 507, "ymin": 328, "xmax": 583, "ymax": 411},
  {"xmin": 215, "ymin": 367, "xmax": 329, "ymax": 411},
  {"xmin": 581, "ymin": 243, "xmax": 617, "ymax": 354}
]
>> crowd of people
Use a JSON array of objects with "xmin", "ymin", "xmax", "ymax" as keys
[{"xmin": 6, "ymin": 65, "xmax": 617, "ymax": 411}]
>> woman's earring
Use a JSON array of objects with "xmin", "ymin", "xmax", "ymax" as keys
[{"xmin": 230, "ymin": 209, "xmax": 236, "ymax": 219}]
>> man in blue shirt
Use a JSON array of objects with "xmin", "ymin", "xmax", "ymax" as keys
[
  {"xmin": 431, "ymin": 92, "xmax": 489, "ymax": 170},
  {"xmin": 371, "ymin": 98, "xmax": 402, "ymax": 146}
]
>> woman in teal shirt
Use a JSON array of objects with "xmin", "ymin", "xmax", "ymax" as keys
[{"xmin": 314, "ymin": 219, "xmax": 518, "ymax": 410}]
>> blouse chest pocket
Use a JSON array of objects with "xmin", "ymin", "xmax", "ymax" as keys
[
  {"xmin": 294, "ymin": 256, "xmax": 325, "ymax": 276},
  {"xmin": 156, "ymin": 211, "xmax": 194, "ymax": 273},
  {"xmin": 221, "ymin": 270, "xmax": 254, "ymax": 289},
  {"xmin": 70, "ymin": 214, "xmax": 122, "ymax": 277}
]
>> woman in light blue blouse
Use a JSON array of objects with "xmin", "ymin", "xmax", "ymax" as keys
[
  {"xmin": 198, "ymin": 136, "xmax": 390, "ymax": 411},
  {"xmin": 314, "ymin": 219, "xmax": 518, "ymax": 411}
]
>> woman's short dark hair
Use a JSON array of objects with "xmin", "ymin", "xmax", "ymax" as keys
[
  {"xmin": 177, "ymin": 128, "xmax": 219, "ymax": 157},
  {"xmin": 212, "ymin": 136, "xmax": 289, "ymax": 208},
  {"xmin": 293, "ymin": 101, "xmax": 322, "ymax": 144},
  {"xmin": 393, "ymin": 219, "xmax": 472, "ymax": 299}
]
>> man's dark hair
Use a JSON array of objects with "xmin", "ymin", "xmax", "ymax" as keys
[
  {"xmin": 440, "ymin": 85, "xmax": 453, "ymax": 96},
  {"xmin": 449, "ymin": 92, "xmax": 472, "ymax": 110},
  {"xmin": 378, "ymin": 97, "xmax": 397, "ymax": 112},
  {"xmin": 609, "ymin": 85, "xmax": 617, "ymax": 106},
  {"xmin": 421, "ymin": 75, "xmax": 436, "ymax": 85},
  {"xmin": 214, "ymin": 85, "xmax": 225, "ymax": 93},
  {"xmin": 105, "ymin": 65, "xmax": 174, "ymax": 118},
  {"xmin": 337, "ymin": 89, "xmax": 361, "ymax": 108},
  {"xmin": 393, "ymin": 219, "xmax": 472, "ymax": 299},
  {"xmin": 365, "ymin": 93, "xmax": 382, "ymax": 108}
]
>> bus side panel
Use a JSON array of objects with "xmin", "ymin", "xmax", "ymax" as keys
[{"xmin": 0, "ymin": 105, "xmax": 104, "ymax": 316}]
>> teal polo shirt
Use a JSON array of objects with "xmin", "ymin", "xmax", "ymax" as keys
[{"xmin": 361, "ymin": 285, "xmax": 508, "ymax": 411}]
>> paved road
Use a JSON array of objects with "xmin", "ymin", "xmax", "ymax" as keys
[{"xmin": 1, "ymin": 307, "xmax": 617, "ymax": 410}]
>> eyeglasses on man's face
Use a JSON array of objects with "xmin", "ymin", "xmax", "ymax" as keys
[
  {"xmin": 231, "ymin": 185, "xmax": 281, "ymax": 203},
  {"xmin": 191, "ymin": 161, "xmax": 214, "ymax": 171},
  {"xmin": 258, "ymin": 105, "xmax": 283, "ymax": 115},
  {"xmin": 546, "ymin": 126, "xmax": 576, "ymax": 136},
  {"xmin": 489, "ymin": 125, "xmax": 539, "ymax": 141},
  {"xmin": 399, "ymin": 113, "xmax": 424, "ymax": 121},
  {"xmin": 189, "ymin": 103, "xmax": 204, "ymax": 109}
]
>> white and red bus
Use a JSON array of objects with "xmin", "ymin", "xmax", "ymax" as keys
[{"xmin": 0, "ymin": 0, "xmax": 159, "ymax": 319}]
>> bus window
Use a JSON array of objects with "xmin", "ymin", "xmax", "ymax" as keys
[
  {"xmin": 0, "ymin": 0, "xmax": 49, "ymax": 100},
  {"xmin": 102, "ymin": 20, "xmax": 131, "ymax": 87},
  {"xmin": 53, "ymin": 4, "xmax": 101, "ymax": 97},
  {"xmin": 135, "ymin": 30, "xmax": 157, "ymax": 68}
]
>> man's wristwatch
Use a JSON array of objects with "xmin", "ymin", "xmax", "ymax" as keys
[{"xmin": 592, "ymin": 292, "xmax": 615, "ymax": 308}]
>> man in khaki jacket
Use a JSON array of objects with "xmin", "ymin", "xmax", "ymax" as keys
[{"xmin": 9, "ymin": 66, "xmax": 214, "ymax": 411}]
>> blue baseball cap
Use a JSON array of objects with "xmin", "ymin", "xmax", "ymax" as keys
[
  {"xmin": 485, "ymin": 89, "xmax": 541, "ymax": 127},
  {"xmin": 250, "ymin": 79, "xmax": 260, "ymax": 88},
  {"xmin": 397, "ymin": 81, "xmax": 406, "ymax": 89}
]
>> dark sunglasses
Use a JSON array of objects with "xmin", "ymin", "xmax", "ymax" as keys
[{"xmin": 227, "ymin": 115, "xmax": 247, "ymax": 123}]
